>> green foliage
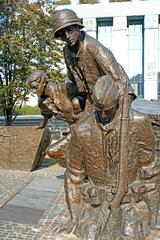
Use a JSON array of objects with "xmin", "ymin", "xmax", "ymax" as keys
[
  {"xmin": 55, "ymin": 0, "xmax": 70, "ymax": 5},
  {"xmin": 109, "ymin": 0, "xmax": 130, "ymax": 2},
  {"xmin": 0, "ymin": 0, "xmax": 65, "ymax": 125},
  {"xmin": 80, "ymin": 0, "xmax": 98, "ymax": 3}
]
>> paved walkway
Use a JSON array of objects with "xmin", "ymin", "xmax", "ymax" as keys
[
  {"xmin": 0, "ymin": 161, "xmax": 71, "ymax": 240},
  {"xmin": 0, "ymin": 160, "xmax": 160, "ymax": 240}
]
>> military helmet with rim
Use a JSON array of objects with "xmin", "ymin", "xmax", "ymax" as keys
[{"xmin": 53, "ymin": 9, "xmax": 84, "ymax": 38}]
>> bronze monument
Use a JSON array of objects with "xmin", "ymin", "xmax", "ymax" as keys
[
  {"xmin": 27, "ymin": 8, "xmax": 160, "ymax": 240},
  {"xmin": 64, "ymin": 75, "xmax": 160, "ymax": 240}
]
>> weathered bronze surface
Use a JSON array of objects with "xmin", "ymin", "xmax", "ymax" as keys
[
  {"xmin": 0, "ymin": 126, "xmax": 50, "ymax": 171},
  {"xmin": 27, "ymin": 70, "xmax": 85, "ymax": 160},
  {"xmin": 61, "ymin": 76, "xmax": 159, "ymax": 240},
  {"xmin": 53, "ymin": 9, "xmax": 136, "ymax": 107},
  {"xmin": 46, "ymin": 133, "xmax": 71, "ymax": 164},
  {"xmin": 28, "ymin": 8, "xmax": 160, "ymax": 239},
  {"xmin": 27, "ymin": 70, "xmax": 84, "ymax": 126}
]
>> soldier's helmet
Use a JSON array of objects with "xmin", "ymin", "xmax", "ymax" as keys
[
  {"xmin": 92, "ymin": 75, "xmax": 120, "ymax": 110},
  {"xmin": 53, "ymin": 9, "xmax": 84, "ymax": 38}
]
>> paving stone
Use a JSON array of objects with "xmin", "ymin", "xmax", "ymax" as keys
[
  {"xmin": 48, "ymin": 204, "xmax": 65, "ymax": 219},
  {"xmin": 0, "ymin": 176, "xmax": 62, "ymax": 226},
  {"xmin": 0, "ymin": 205, "xmax": 44, "ymax": 225},
  {"xmin": 26, "ymin": 178, "xmax": 62, "ymax": 193},
  {"xmin": 7, "ymin": 188, "xmax": 57, "ymax": 210},
  {"xmin": 2, "ymin": 166, "xmax": 159, "ymax": 239}
]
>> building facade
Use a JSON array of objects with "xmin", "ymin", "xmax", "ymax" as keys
[{"xmin": 56, "ymin": 0, "xmax": 160, "ymax": 100}]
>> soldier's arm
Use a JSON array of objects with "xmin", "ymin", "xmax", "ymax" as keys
[
  {"xmin": 36, "ymin": 116, "xmax": 48, "ymax": 130},
  {"xmin": 138, "ymin": 115, "xmax": 159, "ymax": 179},
  {"xmin": 138, "ymin": 115, "xmax": 155, "ymax": 165},
  {"xmin": 36, "ymin": 96, "xmax": 53, "ymax": 130},
  {"xmin": 92, "ymin": 42, "xmax": 135, "ymax": 98}
]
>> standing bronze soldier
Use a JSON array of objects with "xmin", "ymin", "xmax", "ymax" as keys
[{"xmin": 53, "ymin": 9, "xmax": 136, "ymax": 113}]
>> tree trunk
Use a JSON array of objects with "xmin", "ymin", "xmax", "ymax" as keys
[{"xmin": 5, "ymin": 109, "xmax": 13, "ymax": 126}]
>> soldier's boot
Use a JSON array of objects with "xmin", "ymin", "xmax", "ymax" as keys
[{"xmin": 144, "ymin": 190, "xmax": 160, "ymax": 230}]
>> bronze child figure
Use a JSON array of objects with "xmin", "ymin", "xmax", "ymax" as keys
[{"xmin": 27, "ymin": 70, "xmax": 86, "ymax": 128}]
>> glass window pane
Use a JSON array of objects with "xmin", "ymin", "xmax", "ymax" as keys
[
  {"xmin": 97, "ymin": 18, "xmax": 113, "ymax": 51},
  {"xmin": 127, "ymin": 18, "xmax": 144, "ymax": 97}
]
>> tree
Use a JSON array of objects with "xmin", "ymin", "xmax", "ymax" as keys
[
  {"xmin": 79, "ymin": 0, "xmax": 98, "ymax": 3},
  {"xmin": 56, "ymin": 0, "xmax": 70, "ymax": 4},
  {"xmin": 0, "ymin": 0, "xmax": 65, "ymax": 125},
  {"xmin": 109, "ymin": 0, "xmax": 131, "ymax": 2}
]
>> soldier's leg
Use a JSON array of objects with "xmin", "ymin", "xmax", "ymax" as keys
[
  {"xmin": 64, "ymin": 167, "xmax": 85, "ymax": 224},
  {"xmin": 143, "ymin": 189, "xmax": 160, "ymax": 229}
]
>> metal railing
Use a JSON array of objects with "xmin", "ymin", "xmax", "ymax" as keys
[
  {"xmin": 0, "ymin": 115, "xmax": 43, "ymax": 126},
  {"xmin": 0, "ymin": 115, "xmax": 69, "ymax": 139}
]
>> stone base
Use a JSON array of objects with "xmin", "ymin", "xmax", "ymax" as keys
[
  {"xmin": 54, "ymin": 233, "xmax": 79, "ymax": 240},
  {"xmin": 53, "ymin": 230, "xmax": 160, "ymax": 240},
  {"xmin": 0, "ymin": 126, "xmax": 51, "ymax": 171}
]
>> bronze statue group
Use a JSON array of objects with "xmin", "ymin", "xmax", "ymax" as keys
[{"xmin": 27, "ymin": 9, "xmax": 160, "ymax": 240}]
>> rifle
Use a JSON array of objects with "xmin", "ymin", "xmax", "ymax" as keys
[{"xmin": 110, "ymin": 83, "xmax": 129, "ymax": 215}]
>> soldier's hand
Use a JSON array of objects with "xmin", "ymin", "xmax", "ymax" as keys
[{"xmin": 35, "ymin": 123, "xmax": 46, "ymax": 130}]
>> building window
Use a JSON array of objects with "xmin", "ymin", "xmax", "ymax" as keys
[
  {"xmin": 158, "ymin": 17, "xmax": 160, "ymax": 99},
  {"xmin": 96, "ymin": 18, "xmax": 113, "ymax": 51},
  {"xmin": 127, "ymin": 17, "xmax": 144, "ymax": 98}
]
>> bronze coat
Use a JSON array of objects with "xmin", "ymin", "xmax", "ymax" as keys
[
  {"xmin": 66, "ymin": 108, "xmax": 155, "ymax": 202},
  {"xmin": 64, "ymin": 31, "xmax": 134, "ymax": 98}
]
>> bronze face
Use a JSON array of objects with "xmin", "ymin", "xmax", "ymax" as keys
[
  {"xmin": 27, "ymin": 70, "xmax": 47, "ymax": 96},
  {"xmin": 57, "ymin": 25, "xmax": 80, "ymax": 47},
  {"xmin": 29, "ymin": 78, "xmax": 46, "ymax": 96},
  {"xmin": 96, "ymin": 105, "xmax": 117, "ymax": 125},
  {"xmin": 53, "ymin": 9, "xmax": 84, "ymax": 38}
]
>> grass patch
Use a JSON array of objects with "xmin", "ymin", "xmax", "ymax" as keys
[
  {"xmin": 40, "ymin": 157, "xmax": 66, "ymax": 168},
  {"xmin": 16, "ymin": 105, "xmax": 41, "ymax": 115},
  {"xmin": 0, "ymin": 105, "xmax": 40, "ymax": 116}
]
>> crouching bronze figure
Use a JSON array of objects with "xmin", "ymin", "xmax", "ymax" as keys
[{"xmin": 63, "ymin": 76, "xmax": 160, "ymax": 240}]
